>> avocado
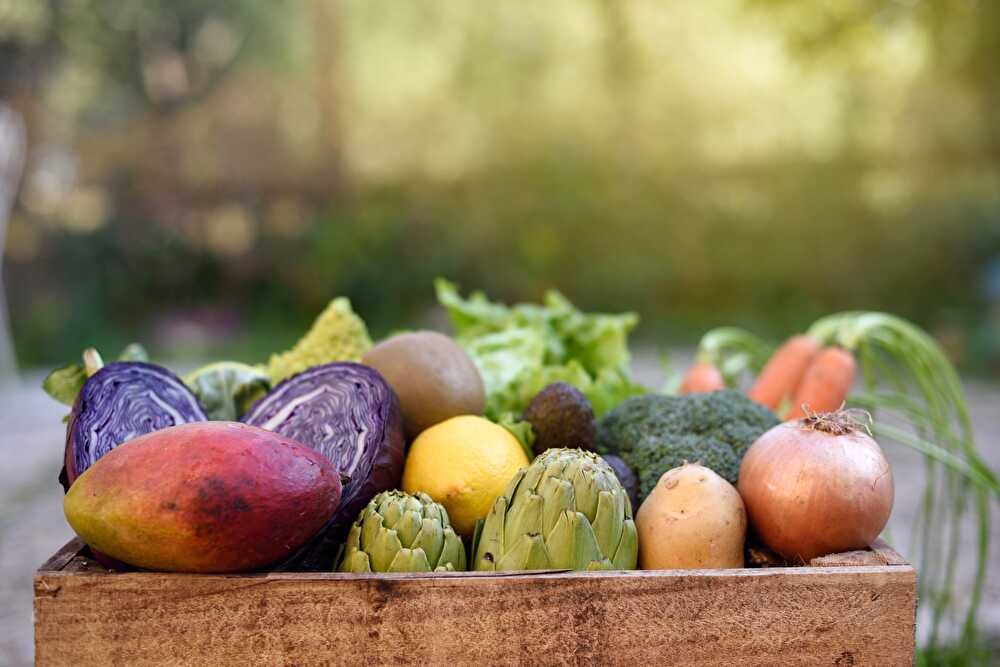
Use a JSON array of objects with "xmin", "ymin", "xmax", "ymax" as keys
[
  {"xmin": 601, "ymin": 454, "xmax": 640, "ymax": 512},
  {"xmin": 522, "ymin": 382, "xmax": 597, "ymax": 456}
]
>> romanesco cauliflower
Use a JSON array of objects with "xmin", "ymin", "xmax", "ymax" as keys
[{"xmin": 266, "ymin": 298, "xmax": 372, "ymax": 382}]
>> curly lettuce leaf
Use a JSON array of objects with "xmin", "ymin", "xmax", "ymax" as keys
[
  {"xmin": 586, "ymin": 367, "xmax": 648, "ymax": 416},
  {"xmin": 459, "ymin": 326, "xmax": 545, "ymax": 416},
  {"xmin": 435, "ymin": 279, "xmax": 645, "ymax": 418}
]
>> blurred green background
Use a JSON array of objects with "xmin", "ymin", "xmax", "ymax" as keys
[{"xmin": 1, "ymin": 0, "xmax": 999, "ymax": 371}]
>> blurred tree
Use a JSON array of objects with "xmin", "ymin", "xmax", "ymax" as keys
[
  {"xmin": 310, "ymin": 0, "xmax": 345, "ymax": 185},
  {"xmin": 0, "ymin": 104, "xmax": 25, "ymax": 376},
  {"xmin": 0, "ymin": 0, "xmax": 997, "ymax": 374},
  {"xmin": 1, "ymin": 0, "xmax": 291, "ymax": 108},
  {"xmin": 744, "ymin": 0, "xmax": 1000, "ymax": 147}
]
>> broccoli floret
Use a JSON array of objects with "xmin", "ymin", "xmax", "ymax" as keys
[
  {"xmin": 631, "ymin": 434, "xmax": 741, "ymax": 500},
  {"xmin": 266, "ymin": 298, "xmax": 372, "ymax": 382},
  {"xmin": 597, "ymin": 390, "xmax": 779, "ymax": 502}
]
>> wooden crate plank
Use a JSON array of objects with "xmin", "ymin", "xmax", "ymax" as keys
[
  {"xmin": 35, "ymin": 564, "xmax": 916, "ymax": 666},
  {"xmin": 37, "ymin": 538, "xmax": 85, "ymax": 574},
  {"xmin": 807, "ymin": 539, "xmax": 907, "ymax": 567},
  {"xmin": 40, "ymin": 538, "xmax": 911, "ymax": 573},
  {"xmin": 870, "ymin": 538, "xmax": 909, "ymax": 566}
]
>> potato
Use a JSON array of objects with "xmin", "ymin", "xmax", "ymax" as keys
[
  {"xmin": 636, "ymin": 463, "xmax": 746, "ymax": 569},
  {"xmin": 363, "ymin": 331, "xmax": 485, "ymax": 438}
]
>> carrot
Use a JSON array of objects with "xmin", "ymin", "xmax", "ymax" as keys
[
  {"xmin": 748, "ymin": 335, "xmax": 820, "ymax": 410},
  {"xmin": 679, "ymin": 362, "xmax": 726, "ymax": 394},
  {"xmin": 784, "ymin": 347, "xmax": 857, "ymax": 420}
]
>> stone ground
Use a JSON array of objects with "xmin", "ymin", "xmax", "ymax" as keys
[{"xmin": 1, "ymin": 354, "xmax": 998, "ymax": 666}]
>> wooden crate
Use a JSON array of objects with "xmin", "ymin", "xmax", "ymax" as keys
[{"xmin": 35, "ymin": 538, "xmax": 916, "ymax": 666}]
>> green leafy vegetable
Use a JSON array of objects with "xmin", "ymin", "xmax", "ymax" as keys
[
  {"xmin": 42, "ymin": 364, "xmax": 88, "ymax": 406},
  {"xmin": 495, "ymin": 412, "xmax": 535, "ymax": 461},
  {"xmin": 435, "ymin": 279, "xmax": 644, "ymax": 418},
  {"xmin": 184, "ymin": 362, "xmax": 271, "ymax": 421},
  {"xmin": 42, "ymin": 344, "xmax": 149, "ymax": 406}
]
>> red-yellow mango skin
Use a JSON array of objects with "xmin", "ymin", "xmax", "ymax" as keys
[{"xmin": 64, "ymin": 422, "xmax": 341, "ymax": 573}]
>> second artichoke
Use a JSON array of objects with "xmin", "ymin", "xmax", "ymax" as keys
[
  {"xmin": 337, "ymin": 490, "xmax": 466, "ymax": 572},
  {"xmin": 472, "ymin": 448, "xmax": 638, "ymax": 571}
]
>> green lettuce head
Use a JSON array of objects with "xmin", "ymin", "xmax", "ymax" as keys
[{"xmin": 435, "ymin": 279, "xmax": 645, "ymax": 418}]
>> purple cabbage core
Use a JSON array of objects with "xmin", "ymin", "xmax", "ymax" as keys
[
  {"xmin": 64, "ymin": 362, "xmax": 207, "ymax": 489},
  {"xmin": 241, "ymin": 361, "xmax": 405, "ymax": 569}
]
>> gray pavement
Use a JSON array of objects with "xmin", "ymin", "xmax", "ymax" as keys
[{"xmin": 2, "ymin": 355, "xmax": 998, "ymax": 665}]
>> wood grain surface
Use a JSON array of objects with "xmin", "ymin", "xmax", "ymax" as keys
[{"xmin": 35, "ymin": 540, "xmax": 916, "ymax": 666}]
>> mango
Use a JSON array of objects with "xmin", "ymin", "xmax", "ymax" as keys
[{"xmin": 64, "ymin": 422, "xmax": 342, "ymax": 573}]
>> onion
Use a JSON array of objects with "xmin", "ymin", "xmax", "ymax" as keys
[{"xmin": 737, "ymin": 409, "xmax": 894, "ymax": 562}]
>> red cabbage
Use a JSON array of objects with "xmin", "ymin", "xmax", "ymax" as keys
[
  {"xmin": 241, "ymin": 361, "xmax": 405, "ymax": 570},
  {"xmin": 62, "ymin": 362, "xmax": 207, "ymax": 491}
]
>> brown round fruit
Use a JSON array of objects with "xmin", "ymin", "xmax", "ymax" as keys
[
  {"xmin": 363, "ymin": 331, "xmax": 485, "ymax": 438},
  {"xmin": 522, "ymin": 381, "xmax": 597, "ymax": 455}
]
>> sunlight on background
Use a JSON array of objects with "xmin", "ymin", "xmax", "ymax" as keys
[{"xmin": 0, "ymin": 0, "xmax": 997, "ymax": 367}]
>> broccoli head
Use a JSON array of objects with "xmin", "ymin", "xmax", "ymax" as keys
[
  {"xmin": 597, "ymin": 390, "xmax": 779, "ymax": 502},
  {"xmin": 266, "ymin": 298, "xmax": 372, "ymax": 382}
]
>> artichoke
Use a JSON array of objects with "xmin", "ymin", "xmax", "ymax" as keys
[
  {"xmin": 337, "ymin": 490, "xmax": 466, "ymax": 572},
  {"xmin": 472, "ymin": 448, "xmax": 637, "ymax": 571}
]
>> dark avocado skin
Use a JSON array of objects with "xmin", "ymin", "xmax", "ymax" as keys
[
  {"xmin": 601, "ymin": 454, "xmax": 640, "ymax": 512},
  {"xmin": 522, "ymin": 382, "xmax": 597, "ymax": 456}
]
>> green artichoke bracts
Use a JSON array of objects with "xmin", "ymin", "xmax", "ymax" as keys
[
  {"xmin": 472, "ymin": 448, "xmax": 637, "ymax": 571},
  {"xmin": 337, "ymin": 490, "xmax": 466, "ymax": 572}
]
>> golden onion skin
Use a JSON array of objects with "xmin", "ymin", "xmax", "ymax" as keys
[{"xmin": 737, "ymin": 420, "xmax": 894, "ymax": 562}]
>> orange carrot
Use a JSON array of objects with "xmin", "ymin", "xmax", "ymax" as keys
[
  {"xmin": 784, "ymin": 347, "xmax": 857, "ymax": 420},
  {"xmin": 679, "ymin": 362, "xmax": 726, "ymax": 394},
  {"xmin": 748, "ymin": 335, "xmax": 820, "ymax": 410}
]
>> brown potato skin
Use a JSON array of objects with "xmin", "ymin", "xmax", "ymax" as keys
[
  {"xmin": 636, "ymin": 463, "xmax": 746, "ymax": 569},
  {"xmin": 363, "ymin": 331, "xmax": 486, "ymax": 438}
]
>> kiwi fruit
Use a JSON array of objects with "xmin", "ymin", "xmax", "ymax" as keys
[{"xmin": 363, "ymin": 331, "xmax": 485, "ymax": 438}]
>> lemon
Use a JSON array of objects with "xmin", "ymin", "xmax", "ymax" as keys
[{"xmin": 402, "ymin": 415, "xmax": 530, "ymax": 536}]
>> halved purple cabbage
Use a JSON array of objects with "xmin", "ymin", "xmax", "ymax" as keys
[
  {"xmin": 241, "ymin": 361, "xmax": 405, "ymax": 570},
  {"xmin": 61, "ymin": 362, "xmax": 208, "ymax": 491}
]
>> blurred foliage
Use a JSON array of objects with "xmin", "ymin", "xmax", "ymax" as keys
[
  {"xmin": 919, "ymin": 633, "xmax": 1000, "ymax": 667},
  {"xmin": 0, "ymin": 0, "xmax": 999, "ymax": 370}
]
